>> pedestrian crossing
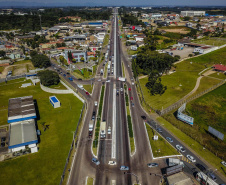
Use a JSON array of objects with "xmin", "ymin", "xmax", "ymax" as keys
[{"xmin": 181, "ymin": 155, "xmax": 191, "ymax": 163}]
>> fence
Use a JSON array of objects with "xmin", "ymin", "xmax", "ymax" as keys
[
  {"xmin": 0, "ymin": 74, "xmax": 26, "ymax": 83},
  {"xmin": 59, "ymin": 103, "xmax": 86, "ymax": 185},
  {"xmin": 160, "ymin": 79, "xmax": 225, "ymax": 115}
]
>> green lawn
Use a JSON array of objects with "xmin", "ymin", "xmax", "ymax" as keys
[
  {"xmin": 189, "ymin": 76, "xmax": 223, "ymax": 97},
  {"xmin": 139, "ymin": 47, "xmax": 226, "ymax": 110},
  {"xmin": 103, "ymin": 34, "xmax": 109, "ymax": 46},
  {"xmin": 209, "ymin": 72, "xmax": 226, "ymax": 80},
  {"xmin": 145, "ymin": 123, "xmax": 179, "ymax": 157},
  {"xmin": 193, "ymin": 37, "xmax": 226, "ymax": 46},
  {"xmin": 83, "ymin": 84, "xmax": 93, "ymax": 94},
  {"xmin": 157, "ymin": 117, "xmax": 226, "ymax": 176},
  {"xmin": 0, "ymin": 79, "xmax": 83, "ymax": 185},
  {"xmin": 48, "ymin": 82, "xmax": 67, "ymax": 90},
  {"xmin": 87, "ymin": 177, "xmax": 94, "ymax": 185},
  {"xmin": 13, "ymin": 60, "xmax": 32, "ymax": 65},
  {"xmin": 0, "ymin": 66, "xmax": 4, "ymax": 73},
  {"xmin": 128, "ymin": 50, "xmax": 138, "ymax": 55}
]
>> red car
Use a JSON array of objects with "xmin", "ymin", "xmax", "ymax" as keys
[
  {"xmin": 130, "ymin": 97, "xmax": 133, "ymax": 100},
  {"xmin": 86, "ymin": 91, "xmax": 89, "ymax": 95},
  {"xmin": 128, "ymin": 88, "xmax": 131, "ymax": 91}
]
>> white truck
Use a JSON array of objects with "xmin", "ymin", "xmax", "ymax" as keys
[
  {"xmin": 89, "ymin": 120, "xmax": 94, "ymax": 137},
  {"xmin": 118, "ymin": 77, "xmax": 126, "ymax": 82},
  {"xmin": 77, "ymin": 84, "xmax": 84, "ymax": 90},
  {"xmin": 100, "ymin": 121, "xmax": 106, "ymax": 138},
  {"xmin": 100, "ymin": 69, "xmax": 103, "ymax": 75},
  {"xmin": 168, "ymin": 158, "xmax": 184, "ymax": 168}
]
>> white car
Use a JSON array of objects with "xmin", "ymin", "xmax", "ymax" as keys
[
  {"xmin": 132, "ymin": 82, "xmax": 134, "ymax": 85},
  {"xmin": 176, "ymin": 145, "xmax": 186, "ymax": 152},
  {"xmin": 187, "ymin": 155, "xmax": 196, "ymax": 162},
  {"xmin": 108, "ymin": 127, "xmax": 111, "ymax": 134},
  {"xmin": 221, "ymin": 161, "xmax": 226, "ymax": 167},
  {"xmin": 108, "ymin": 161, "xmax": 116, "ymax": 165}
]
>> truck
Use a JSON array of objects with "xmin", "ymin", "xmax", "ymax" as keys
[
  {"xmin": 100, "ymin": 69, "xmax": 103, "ymax": 75},
  {"xmin": 118, "ymin": 77, "xmax": 126, "ymax": 82},
  {"xmin": 77, "ymin": 84, "xmax": 84, "ymax": 90},
  {"xmin": 100, "ymin": 121, "xmax": 106, "ymax": 138},
  {"xmin": 89, "ymin": 120, "xmax": 94, "ymax": 137},
  {"xmin": 168, "ymin": 158, "xmax": 184, "ymax": 167},
  {"xmin": 165, "ymin": 165, "xmax": 183, "ymax": 176}
]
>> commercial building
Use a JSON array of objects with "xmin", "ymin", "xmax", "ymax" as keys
[
  {"xmin": 49, "ymin": 96, "xmax": 61, "ymax": 108},
  {"xmin": 181, "ymin": 11, "xmax": 205, "ymax": 17}
]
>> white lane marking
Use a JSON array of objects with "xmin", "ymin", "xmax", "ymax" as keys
[
  {"xmin": 112, "ymin": 87, "xmax": 116, "ymax": 159},
  {"xmin": 114, "ymin": 13, "xmax": 117, "ymax": 77}
]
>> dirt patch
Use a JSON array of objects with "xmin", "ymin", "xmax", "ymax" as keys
[
  {"xmin": 162, "ymin": 29, "xmax": 190, "ymax": 34},
  {"xmin": 0, "ymin": 63, "xmax": 34, "ymax": 78}
]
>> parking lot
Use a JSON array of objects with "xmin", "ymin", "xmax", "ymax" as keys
[
  {"xmin": 0, "ymin": 126, "xmax": 9, "ymax": 154},
  {"xmin": 164, "ymin": 46, "xmax": 194, "ymax": 59}
]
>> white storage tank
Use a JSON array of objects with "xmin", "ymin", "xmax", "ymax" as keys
[{"xmin": 49, "ymin": 96, "xmax": 61, "ymax": 108}]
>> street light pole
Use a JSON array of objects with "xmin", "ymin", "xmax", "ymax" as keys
[{"xmin": 124, "ymin": 172, "xmax": 139, "ymax": 184}]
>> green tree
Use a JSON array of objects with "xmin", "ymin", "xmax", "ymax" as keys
[
  {"xmin": 31, "ymin": 54, "xmax": 51, "ymax": 68},
  {"xmin": 183, "ymin": 16, "xmax": 190, "ymax": 21},
  {"xmin": 38, "ymin": 70, "xmax": 60, "ymax": 86},
  {"xmin": 0, "ymin": 50, "xmax": 6, "ymax": 57}
]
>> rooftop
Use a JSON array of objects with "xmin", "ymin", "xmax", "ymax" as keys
[
  {"xmin": 9, "ymin": 119, "xmax": 38, "ymax": 149},
  {"xmin": 8, "ymin": 96, "xmax": 36, "ymax": 123},
  {"xmin": 213, "ymin": 64, "xmax": 226, "ymax": 71}
]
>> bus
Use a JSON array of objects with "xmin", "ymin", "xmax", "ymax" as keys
[{"xmin": 196, "ymin": 172, "xmax": 218, "ymax": 185}]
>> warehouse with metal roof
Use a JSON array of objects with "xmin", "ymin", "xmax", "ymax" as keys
[
  {"xmin": 9, "ymin": 119, "xmax": 38, "ymax": 153},
  {"xmin": 8, "ymin": 96, "xmax": 36, "ymax": 123}
]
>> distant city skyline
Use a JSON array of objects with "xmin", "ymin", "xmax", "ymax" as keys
[{"xmin": 0, "ymin": 0, "xmax": 226, "ymax": 7}]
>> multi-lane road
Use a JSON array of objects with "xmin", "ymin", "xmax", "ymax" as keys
[{"xmin": 49, "ymin": 8, "xmax": 226, "ymax": 185}]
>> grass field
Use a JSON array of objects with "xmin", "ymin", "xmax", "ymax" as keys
[
  {"xmin": 0, "ymin": 79, "xmax": 83, "ymax": 185},
  {"xmin": 87, "ymin": 177, "xmax": 94, "ymax": 185},
  {"xmin": 49, "ymin": 82, "xmax": 67, "ymax": 90},
  {"xmin": 13, "ymin": 60, "xmax": 32, "ymax": 65},
  {"xmin": 145, "ymin": 123, "xmax": 179, "ymax": 157},
  {"xmin": 157, "ymin": 117, "xmax": 226, "ymax": 176},
  {"xmin": 193, "ymin": 37, "xmax": 226, "ymax": 46},
  {"xmin": 139, "ymin": 47, "xmax": 226, "ymax": 110},
  {"xmin": 209, "ymin": 72, "xmax": 226, "ymax": 80},
  {"xmin": 103, "ymin": 34, "xmax": 109, "ymax": 46},
  {"xmin": 83, "ymin": 84, "xmax": 93, "ymax": 94}
]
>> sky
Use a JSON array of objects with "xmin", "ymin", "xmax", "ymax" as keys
[{"xmin": 0, "ymin": 0, "xmax": 226, "ymax": 7}]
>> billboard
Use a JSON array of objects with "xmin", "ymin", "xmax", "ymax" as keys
[{"xmin": 208, "ymin": 126, "xmax": 224, "ymax": 140}]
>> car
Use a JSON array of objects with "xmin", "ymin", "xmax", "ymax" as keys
[
  {"xmin": 120, "ymin": 166, "xmax": 129, "ymax": 170},
  {"xmin": 116, "ymin": 90, "xmax": 119, "ymax": 96},
  {"xmin": 128, "ymin": 65, "xmax": 130, "ymax": 67},
  {"xmin": 108, "ymin": 127, "xmax": 111, "ymax": 134},
  {"xmin": 147, "ymin": 163, "xmax": 158, "ymax": 168},
  {"xmin": 92, "ymin": 157, "xmax": 100, "ymax": 165},
  {"xmin": 132, "ymin": 82, "xmax": 135, "ymax": 85},
  {"xmin": 98, "ymin": 79, "xmax": 101, "ymax": 82},
  {"xmin": 108, "ymin": 161, "xmax": 116, "ymax": 165},
  {"xmin": 131, "ymin": 103, "xmax": 134, "ymax": 107},
  {"xmin": 166, "ymin": 137, "xmax": 173, "ymax": 143},
  {"xmin": 196, "ymin": 163, "xmax": 206, "ymax": 172},
  {"xmin": 207, "ymin": 172, "xmax": 217, "ymax": 181},
  {"xmin": 187, "ymin": 155, "xmax": 196, "ymax": 162},
  {"xmin": 128, "ymin": 88, "xmax": 131, "ymax": 91},
  {"xmin": 176, "ymin": 145, "xmax": 186, "ymax": 153},
  {"xmin": 63, "ymin": 74, "xmax": 66, "ymax": 77},
  {"xmin": 86, "ymin": 92, "xmax": 90, "ymax": 95},
  {"xmin": 156, "ymin": 128, "xmax": 162, "ymax": 133},
  {"xmin": 141, "ymin": 116, "xmax": 146, "ymax": 121},
  {"xmin": 130, "ymin": 97, "xmax": 133, "ymax": 100},
  {"xmin": 68, "ymin": 77, "xmax": 73, "ymax": 81},
  {"xmin": 106, "ymin": 80, "xmax": 111, "ymax": 83},
  {"xmin": 221, "ymin": 161, "xmax": 226, "ymax": 167},
  {"xmin": 78, "ymin": 78, "xmax": 82, "ymax": 81}
]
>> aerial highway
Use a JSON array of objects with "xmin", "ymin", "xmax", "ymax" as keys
[{"xmin": 49, "ymin": 8, "xmax": 226, "ymax": 185}]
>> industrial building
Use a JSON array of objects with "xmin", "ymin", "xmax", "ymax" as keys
[
  {"xmin": 7, "ymin": 96, "xmax": 38, "ymax": 153},
  {"xmin": 9, "ymin": 119, "xmax": 38, "ymax": 153},
  {"xmin": 49, "ymin": 96, "xmax": 61, "ymax": 108},
  {"xmin": 8, "ymin": 96, "xmax": 37, "ymax": 123},
  {"xmin": 181, "ymin": 11, "xmax": 205, "ymax": 17}
]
